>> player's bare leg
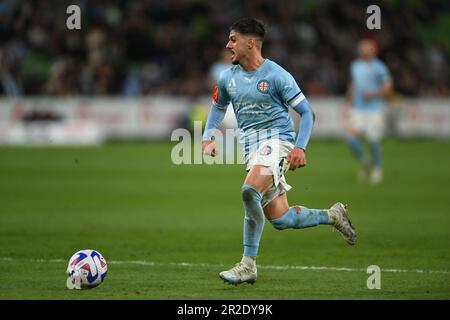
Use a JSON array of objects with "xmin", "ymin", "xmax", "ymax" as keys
[{"xmin": 263, "ymin": 192, "xmax": 289, "ymax": 221}]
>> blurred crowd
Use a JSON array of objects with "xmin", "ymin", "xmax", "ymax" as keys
[{"xmin": 0, "ymin": 0, "xmax": 449, "ymax": 97}]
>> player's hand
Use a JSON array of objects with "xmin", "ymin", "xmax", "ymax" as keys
[
  {"xmin": 202, "ymin": 140, "xmax": 217, "ymax": 157},
  {"xmin": 287, "ymin": 147, "xmax": 306, "ymax": 171}
]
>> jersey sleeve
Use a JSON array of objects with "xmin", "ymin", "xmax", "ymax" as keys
[
  {"xmin": 276, "ymin": 71, "xmax": 305, "ymax": 108},
  {"xmin": 212, "ymin": 73, "xmax": 231, "ymax": 110}
]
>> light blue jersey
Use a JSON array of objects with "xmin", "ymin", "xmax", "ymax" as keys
[
  {"xmin": 351, "ymin": 58, "xmax": 391, "ymax": 111},
  {"xmin": 209, "ymin": 59, "xmax": 306, "ymax": 155}
]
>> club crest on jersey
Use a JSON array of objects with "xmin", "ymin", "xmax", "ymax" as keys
[
  {"xmin": 260, "ymin": 145, "xmax": 272, "ymax": 156},
  {"xmin": 257, "ymin": 80, "xmax": 270, "ymax": 94}
]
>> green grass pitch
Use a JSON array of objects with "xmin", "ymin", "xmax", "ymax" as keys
[{"xmin": 0, "ymin": 140, "xmax": 449, "ymax": 299}]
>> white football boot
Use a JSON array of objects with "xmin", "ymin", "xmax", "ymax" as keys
[
  {"xmin": 219, "ymin": 259, "xmax": 257, "ymax": 285},
  {"xmin": 329, "ymin": 202, "xmax": 357, "ymax": 245}
]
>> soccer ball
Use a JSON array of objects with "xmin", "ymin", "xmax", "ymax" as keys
[{"xmin": 66, "ymin": 249, "xmax": 108, "ymax": 290}]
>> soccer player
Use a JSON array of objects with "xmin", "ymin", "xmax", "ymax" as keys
[
  {"xmin": 346, "ymin": 39, "xmax": 393, "ymax": 184},
  {"xmin": 202, "ymin": 18, "xmax": 356, "ymax": 285}
]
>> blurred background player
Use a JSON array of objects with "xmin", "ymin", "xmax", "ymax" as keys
[{"xmin": 346, "ymin": 38, "xmax": 393, "ymax": 184}]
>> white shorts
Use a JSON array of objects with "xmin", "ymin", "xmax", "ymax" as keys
[
  {"xmin": 244, "ymin": 139, "xmax": 293, "ymax": 208},
  {"xmin": 347, "ymin": 109, "xmax": 385, "ymax": 142}
]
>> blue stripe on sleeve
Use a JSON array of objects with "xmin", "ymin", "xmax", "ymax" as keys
[{"xmin": 292, "ymin": 98, "xmax": 314, "ymax": 150}]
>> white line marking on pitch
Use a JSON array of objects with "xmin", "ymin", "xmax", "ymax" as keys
[{"xmin": 0, "ymin": 256, "xmax": 449, "ymax": 275}]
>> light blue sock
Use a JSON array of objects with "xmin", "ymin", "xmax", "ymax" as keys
[
  {"xmin": 369, "ymin": 141, "xmax": 382, "ymax": 168},
  {"xmin": 270, "ymin": 206, "xmax": 329, "ymax": 230},
  {"xmin": 242, "ymin": 184, "xmax": 265, "ymax": 257},
  {"xmin": 346, "ymin": 136, "xmax": 365, "ymax": 162}
]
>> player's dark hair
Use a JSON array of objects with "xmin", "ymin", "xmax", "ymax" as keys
[{"xmin": 229, "ymin": 18, "xmax": 265, "ymax": 42}]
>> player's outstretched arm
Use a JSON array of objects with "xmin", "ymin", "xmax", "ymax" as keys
[
  {"xmin": 288, "ymin": 98, "xmax": 314, "ymax": 170},
  {"xmin": 202, "ymin": 105, "xmax": 226, "ymax": 157}
]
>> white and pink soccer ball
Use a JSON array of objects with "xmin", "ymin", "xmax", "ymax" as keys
[{"xmin": 66, "ymin": 249, "xmax": 108, "ymax": 289}]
